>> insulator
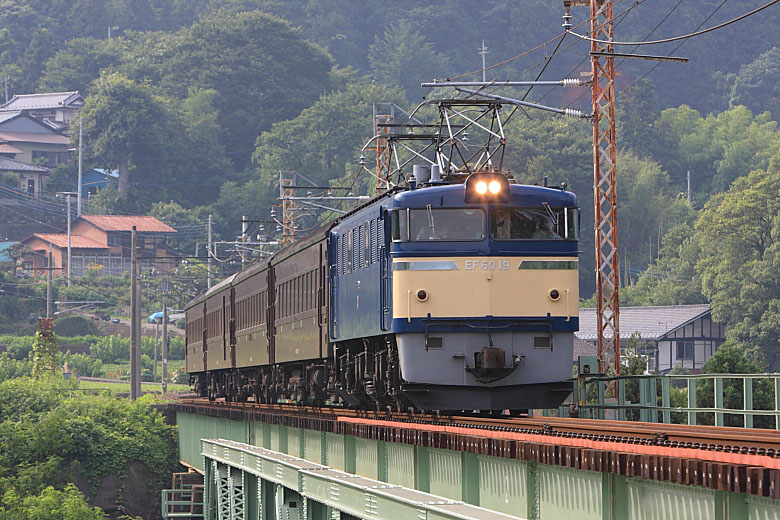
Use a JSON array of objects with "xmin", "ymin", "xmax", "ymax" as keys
[
  {"xmin": 563, "ymin": 108, "xmax": 585, "ymax": 119},
  {"xmin": 562, "ymin": 78, "xmax": 583, "ymax": 87},
  {"xmin": 562, "ymin": 13, "xmax": 572, "ymax": 30}
]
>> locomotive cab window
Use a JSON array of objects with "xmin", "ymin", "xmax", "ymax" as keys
[
  {"xmin": 392, "ymin": 208, "xmax": 485, "ymax": 242},
  {"xmin": 490, "ymin": 207, "xmax": 578, "ymax": 240}
]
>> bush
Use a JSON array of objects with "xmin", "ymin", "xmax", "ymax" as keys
[
  {"xmin": 88, "ymin": 335, "xmax": 127, "ymax": 364},
  {"xmin": 62, "ymin": 353, "xmax": 103, "ymax": 378},
  {"xmin": 176, "ymin": 318, "xmax": 186, "ymax": 329},
  {"xmin": 53, "ymin": 316, "xmax": 99, "ymax": 337}
]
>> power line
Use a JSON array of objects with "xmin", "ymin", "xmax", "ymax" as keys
[{"xmin": 566, "ymin": 0, "xmax": 778, "ymax": 46}]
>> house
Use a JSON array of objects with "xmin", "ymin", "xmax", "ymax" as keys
[
  {"xmin": 0, "ymin": 111, "xmax": 72, "ymax": 168},
  {"xmin": 576, "ymin": 304, "xmax": 726, "ymax": 373},
  {"xmin": 0, "ymin": 155, "xmax": 49, "ymax": 197},
  {"xmin": 20, "ymin": 215, "xmax": 177, "ymax": 278},
  {"xmin": 0, "ymin": 91, "xmax": 84, "ymax": 132},
  {"xmin": 75, "ymin": 169, "xmax": 117, "ymax": 199}
]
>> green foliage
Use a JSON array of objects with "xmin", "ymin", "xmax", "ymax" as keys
[
  {"xmin": 62, "ymin": 353, "xmax": 102, "ymax": 378},
  {"xmin": 89, "ymin": 335, "xmax": 185, "ymax": 365},
  {"xmin": 31, "ymin": 328, "xmax": 57, "ymax": 377},
  {"xmin": 652, "ymin": 105, "xmax": 780, "ymax": 200},
  {"xmin": 53, "ymin": 316, "xmax": 99, "ymax": 337},
  {"xmin": 0, "ymin": 378, "xmax": 178, "ymax": 511},
  {"xmin": 38, "ymin": 37, "xmax": 121, "ymax": 94},
  {"xmin": 730, "ymin": 47, "xmax": 780, "ymax": 121},
  {"xmin": 0, "ymin": 483, "xmax": 107, "ymax": 520},
  {"xmin": 368, "ymin": 20, "xmax": 448, "ymax": 101},
  {"xmin": 695, "ymin": 344, "xmax": 774, "ymax": 428},
  {"xmin": 0, "ymin": 354, "xmax": 31, "ymax": 383},
  {"xmin": 695, "ymin": 157, "xmax": 780, "ymax": 369},
  {"xmin": 81, "ymin": 72, "xmax": 177, "ymax": 198},
  {"xmin": 154, "ymin": 9, "xmax": 334, "ymax": 169}
]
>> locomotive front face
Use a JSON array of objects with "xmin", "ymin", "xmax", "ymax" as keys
[{"xmin": 390, "ymin": 178, "xmax": 579, "ymax": 410}]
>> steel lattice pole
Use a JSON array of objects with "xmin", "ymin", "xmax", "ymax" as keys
[{"xmin": 591, "ymin": 0, "xmax": 620, "ymax": 375}]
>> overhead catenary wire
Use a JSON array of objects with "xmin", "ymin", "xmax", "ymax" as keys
[{"xmin": 566, "ymin": 0, "xmax": 778, "ymax": 46}]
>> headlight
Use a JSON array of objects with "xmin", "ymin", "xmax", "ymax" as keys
[
  {"xmin": 488, "ymin": 180, "xmax": 501, "ymax": 194},
  {"xmin": 475, "ymin": 181, "xmax": 488, "ymax": 194}
]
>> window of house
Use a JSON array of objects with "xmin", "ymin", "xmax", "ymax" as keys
[{"xmin": 676, "ymin": 341, "xmax": 694, "ymax": 360}]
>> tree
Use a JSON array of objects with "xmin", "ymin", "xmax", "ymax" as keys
[
  {"xmin": 730, "ymin": 47, "xmax": 780, "ymax": 121},
  {"xmin": 368, "ymin": 20, "xmax": 449, "ymax": 101},
  {"xmin": 617, "ymin": 79, "xmax": 660, "ymax": 160},
  {"xmin": 18, "ymin": 28, "xmax": 56, "ymax": 93},
  {"xmin": 153, "ymin": 10, "xmax": 334, "ymax": 169},
  {"xmin": 80, "ymin": 72, "xmax": 176, "ymax": 198},
  {"xmin": 38, "ymin": 38, "xmax": 120, "ymax": 94},
  {"xmin": 212, "ymin": 82, "xmax": 404, "ymax": 237},
  {"xmin": 694, "ymin": 154, "xmax": 780, "ymax": 369},
  {"xmin": 0, "ymin": 484, "xmax": 107, "ymax": 520}
]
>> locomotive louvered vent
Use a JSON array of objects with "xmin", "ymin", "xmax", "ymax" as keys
[
  {"xmin": 533, "ymin": 336, "xmax": 552, "ymax": 349},
  {"xmin": 426, "ymin": 336, "xmax": 444, "ymax": 350}
]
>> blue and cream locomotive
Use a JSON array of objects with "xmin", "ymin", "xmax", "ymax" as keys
[{"xmin": 185, "ymin": 168, "xmax": 579, "ymax": 411}]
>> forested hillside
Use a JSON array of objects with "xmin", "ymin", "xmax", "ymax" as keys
[{"xmin": 2, "ymin": 0, "xmax": 780, "ymax": 368}]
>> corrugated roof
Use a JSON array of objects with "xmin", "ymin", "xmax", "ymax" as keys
[
  {"xmin": 0, "ymin": 131, "xmax": 70, "ymax": 145},
  {"xmin": 31, "ymin": 234, "xmax": 107, "ymax": 249},
  {"xmin": 575, "ymin": 304, "xmax": 712, "ymax": 341},
  {"xmin": 80, "ymin": 215, "xmax": 177, "ymax": 233},
  {"xmin": 0, "ymin": 155, "xmax": 48, "ymax": 173},
  {"xmin": 0, "ymin": 92, "xmax": 83, "ymax": 111}
]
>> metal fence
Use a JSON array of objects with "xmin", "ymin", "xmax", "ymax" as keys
[{"xmin": 566, "ymin": 373, "xmax": 780, "ymax": 429}]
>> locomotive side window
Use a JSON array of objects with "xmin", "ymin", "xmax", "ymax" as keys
[
  {"xmin": 490, "ymin": 207, "xmax": 579, "ymax": 240},
  {"xmin": 392, "ymin": 208, "xmax": 485, "ymax": 241}
]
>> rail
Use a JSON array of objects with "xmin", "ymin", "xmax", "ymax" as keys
[
  {"xmin": 570, "ymin": 372, "xmax": 780, "ymax": 429},
  {"xmin": 161, "ymin": 486, "xmax": 203, "ymax": 519}
]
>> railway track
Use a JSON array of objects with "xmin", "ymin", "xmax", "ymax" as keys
[{"xmin": 176, "ymin": 398, "xmax": 780, "ymax": 455}]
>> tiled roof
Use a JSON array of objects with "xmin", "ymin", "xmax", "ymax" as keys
[
  {"xmin": 0, "ymin": 131, "xmax": 70, "ymax": 145},
  {"xmin": 80, "ymin": 215, "xmax": 176, "ymax": 233},
  {"xmin": 0, "ymin": 143, "xmax": 23, "ymax": 154},
  {"xmin": 573, "ymin": 337, "xmax": 597, "ymax": 360},
  {"xmin": 576, "ymin": 304, "xmax": 712, "ymax": 341},
  {"xmin": 0, "ymin": 155, "xmax": 48, "ymax": 173},
  {"xmin": 31, "ymin": 234, "xmax": 107, "ymax": 249},
  {"xmin": 0, "ymin": 92, "xmax": 84, "ymax": 111}
]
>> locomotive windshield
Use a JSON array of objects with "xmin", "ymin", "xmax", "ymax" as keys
[
  {"xmin": 490, "ymin": 206, "xmax": 578, "ymax": 240},
  {"xmin": 392, "ymin": 208, "xmax": 485, "ymax": 241}
]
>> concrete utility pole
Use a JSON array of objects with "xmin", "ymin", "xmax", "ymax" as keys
[
  {"xmin": 241, "ymin": 215, "xmax": 248, "ymax": 269},
  {"xmin": 46, "ymin": 251, "xmax": 53, "ymax": 318},
  {"xmin": 479, "ymin": 40, "xmax": 489, "ymax": 82},
  {"xmin": 77, "ymin": 119, "xmax": 83, "ymax": 216},
  {"xmin": 3, "ymin": 76, "xmax": 7, "ymax": 103},
  {"xmin": 130, "ymin": 226, "xmax": 140, "ymax": 400},
  {"xmin": 687, "ymin": 170, "xmax": 691, "ymax": 204},
  {"xmin": 56, "ymin": 192, "xmax": 77, "ymax": 285},
  {"xmin": 207, "ymin": 215, "xmax": 213, "ymax": 289},
  {"xmin": 162, "ymin": 276, "xmax": 168, "ymax": 395}
]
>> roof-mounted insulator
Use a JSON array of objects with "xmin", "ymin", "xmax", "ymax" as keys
[
  {"xmin": 562, "ymin": 78, "xmax": 585, "ymax": 87},
  {"xmin": 563, "ymin": 108, "xmax": 587, "ymax": 119},
  {"xmin": 562, "ymin": 7, "xmax": 573, "ymax": 30}
]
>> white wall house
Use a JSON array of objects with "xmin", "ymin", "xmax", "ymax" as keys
[{"xmin": 576, "ymin": 304, "xmax": 726, "ymax": 373}]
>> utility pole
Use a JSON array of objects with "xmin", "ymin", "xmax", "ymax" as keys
[
  {"xmin": 77, "ymin": 118, "xmax": 83, "ymax": 215},
  {"xmin": 153, "ymin": 317, "xmax": 158, "ymax": 381},
  {"xmin": 478, "ymin": 40, "xmax": 489, "ymax": 82},
  {"xmin": 3, "ymin": 76, "xmax": 7, "ymax": 103},
  {"xmin": 687, "ymin": 170, "xmax": 691, "ymax": 204},
  {"xmin": 130, "ymin": 226, "xmax": 140, "ymax": 400},
  {"xmin": 589, "ymin": 0, "xmax": 620, "ymax": 376},
  {"xmin": 207, "ymin": 215, "xmax": 213, "ymax": 289},
  {"xmin": 162, "ymin": 276, "xmax": 168, "ymax": 395},
  {"xmin": 241, "ymin": 215, "xmax": 248, "ymax": 269},
  {"xmin": 565, "ymin": 0, "xmax": 620, "ymax": 376},
  {"xmin": 280, "ymin": 172, "xmax": 296, "ymax": 246},
  {"xmin": 46, "ymin": 250, "xmax": 53, "ymax": 318},
  {"xmin": 56, "ymin": 192, "xmax": 77, "ymax": 285}
]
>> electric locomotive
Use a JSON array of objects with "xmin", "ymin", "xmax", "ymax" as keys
[{"xmin": 185, "ymin": 167, "xmax": 579, "ymax": 411}]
